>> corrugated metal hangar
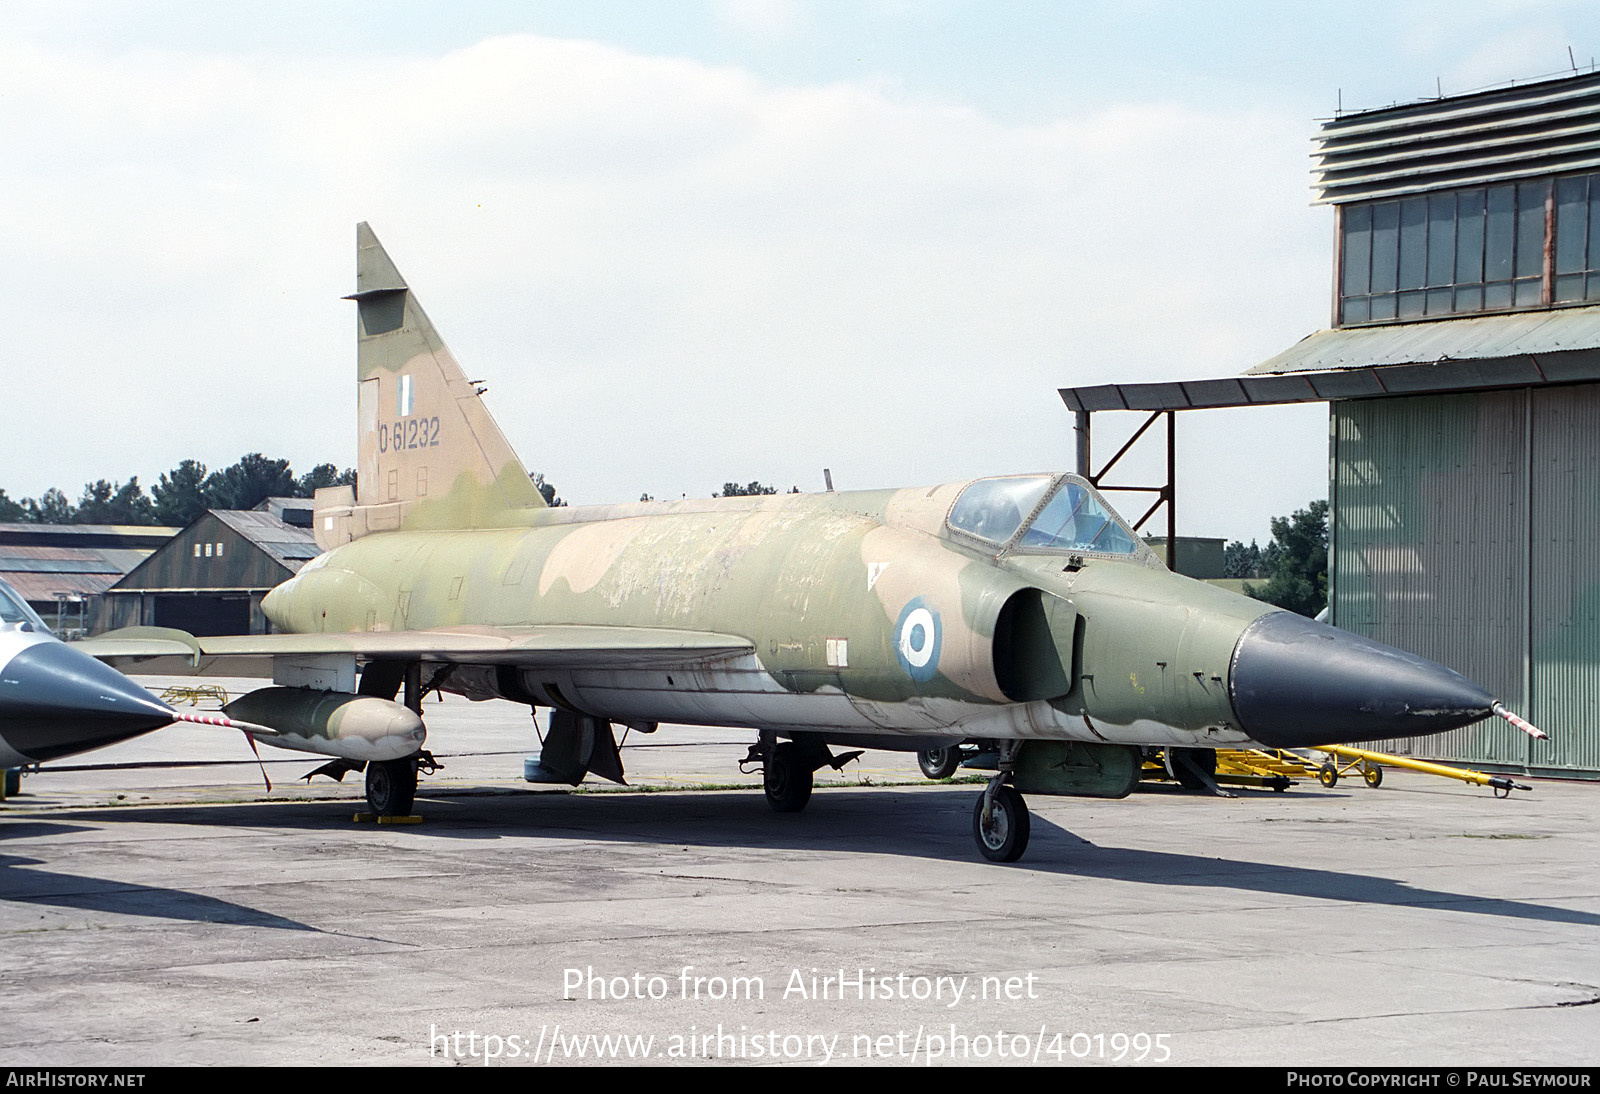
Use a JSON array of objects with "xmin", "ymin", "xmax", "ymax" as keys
[
  {"xmin": 93, "ymin": 506, "xmax": 318, "ymax": 637},
  {"xmin": 1062, "ymin": 70, "xmax": 1600, "ymax": 777},
  {"xmin": 0, "ymin": 523, "xmax": 175, "ymax": 637}
]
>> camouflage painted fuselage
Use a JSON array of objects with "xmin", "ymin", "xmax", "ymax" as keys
[
  {"xmin": 61, "ymin": 223, "xmax": 1515, "ymax": 843},
  {"xmin": 266, "ymin": 478, "xmax": 1272, "ymax": 749}
]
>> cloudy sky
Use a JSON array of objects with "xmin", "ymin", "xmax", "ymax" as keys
[{"xmin": 2, "ymin": 1, "xmax": 1594, "ymax": 541}]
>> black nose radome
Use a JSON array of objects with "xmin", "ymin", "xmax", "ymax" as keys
[
  {"xmin": 1229, "ymin": 611, "xmax": 1494, "ymax": 749},
  {"xmin": 0, "ymin": 641, "xmax": 174, "ymax": 762}
]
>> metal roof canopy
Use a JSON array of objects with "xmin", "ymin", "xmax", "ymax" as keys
[{"xmin": 1060, "ymin": 308, "xmax": 1600, "ymax": 414}]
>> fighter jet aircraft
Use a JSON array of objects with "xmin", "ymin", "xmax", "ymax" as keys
[
  {"xmin": 0, "ymin": 577, "xmax": 176, "ymax": 768},
  {"xmin": 79, "ymin": 224, "xmax": 1539, "ymax": 862}
]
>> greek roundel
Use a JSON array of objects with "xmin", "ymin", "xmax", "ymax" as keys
[{"xmin": 894, "ymin": 599, "xmax": 942, "ymax": 682}]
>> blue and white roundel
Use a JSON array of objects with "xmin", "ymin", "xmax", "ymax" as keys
[{"xmin": 894, "ymin": 599, "xmax": 942, "ymax": 682}]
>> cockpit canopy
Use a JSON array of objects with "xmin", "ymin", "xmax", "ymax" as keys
[
  {"xmin": 947, "ymin": 475, "xmax": 1142, "ymax": 556},
  {"xmin": 0, "ymin": 578, "xmax": 49, "ymax": 630}
]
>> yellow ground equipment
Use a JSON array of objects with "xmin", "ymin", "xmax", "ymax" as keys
[
  {"xmin": 1142, "ymin": 748, "xmax": 1299, "ymax": 794},
  {"xmin": 157, "ymin": 684, "xmax": 230, "ymax": 708},
  {"xmin": 1317, "ymin": 744, "xmax": 1532, "ymax": 797},
  {"xmin": 1143, "ymin": 746, "xmax": 1532, "ymax": 798},
  {"xmin": 1217, "ymin": 749, "xmax": 1312, "ymax": 789},
  {"xmin": 1309, "ymin": 748, "xmax": 1387, "ymax": 788}
]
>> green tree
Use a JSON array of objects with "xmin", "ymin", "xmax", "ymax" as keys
[
  {"xmin": 1245, "ymin": 500, "xmax": 1329, "ymax": 617},
  {"xmin": 716, "ymin": 481, "xmax": 778, "ymax": 497},
  {"xmin": 153, "ymin": 460, "xmax": 210, "ymax": 527},
  {"xmin": 27, "ymin": 488, "xmax": 75, "ymax": 524},
  {"xmin": 1223, "ymin": 539, "xmax": 1263, "ymax": 578},
  {"xmin": 532, "ymin": 473, "xmax": 566, "ymax": 507},
  {"xmin": 0, "ymin": 489, "xmax": 26, "ymax": 522},
  {"xmin": 111, "ymin": 478, "xmax": 157, "ymax": 524},
  {"xmin": 74, "ymin": 478, "xmax": 156, "ymax": 525},
  {"xmin": 295, "ymin": 463, "xmax": 357, "ymax": 497},
  {"xmin": 203, "ymin": 454, "xmax": 296, "ymax": 511},
  {"xmin": 76, "ymin": 480, "xmax": 115, "ymax": 520}
]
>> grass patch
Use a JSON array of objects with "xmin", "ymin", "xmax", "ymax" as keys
[{"xmin": 1455, "ymin": 833, "xmax": 1550, "ymax": 840}]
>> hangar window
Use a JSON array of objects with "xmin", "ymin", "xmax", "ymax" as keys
[
  {"xmin": 947, "ymin": 476, "xmax": 1053, "ymax": 544},
  {"xmin": 1338, "ymin": 171, "xmax": 1600, "ymax": 324},
  {"xmin": 1554, "ymin": 173, "xmax": 1600, "ymax": 303}
]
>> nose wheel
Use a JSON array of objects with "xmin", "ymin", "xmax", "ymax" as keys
[{"xmin": 972, "ymin": 783, "xmax": 1030, "ymax": 862}]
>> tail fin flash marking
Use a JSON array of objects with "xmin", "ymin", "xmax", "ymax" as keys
[{"xmin": 317, "ymin": 223, "xmax": 544, "ymax": 549}]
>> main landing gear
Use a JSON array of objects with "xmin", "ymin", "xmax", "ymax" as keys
[
  {"xmin": 354, "ymin": 660, "xmax": 443, "ymax": 818},
  {"xmin": 363, "ymin": 751, "xmax": 440, "ymax": 817},
  {"xmin": 747, "ymin": 733, "xmax": 862, "ymax": 814},
  {"xmin": 365, "ymin": 758, "xmax": 416, "ymax": 816},
  {"xmin": 763, "ymin": 743, "xmax": 812, "ymax": 813},
  {"xmin": 917, "ymin": 745, "xmax": 962, "ymax": 780},
  {"xmin": 749, "ymin": 733, "xmax": 1038, "ymax": 863}
]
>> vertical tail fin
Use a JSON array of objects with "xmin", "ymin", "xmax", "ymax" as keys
[{"xmin": 315, "ymin": 223, "xmax": 543, "ymax": 549}]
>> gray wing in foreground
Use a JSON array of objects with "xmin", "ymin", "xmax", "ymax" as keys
[{"xmin": 73, "ymin": 625, "xmax": 755, "ymax": 676}]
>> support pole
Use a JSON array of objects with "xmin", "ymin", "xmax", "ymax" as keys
[
  {"xmin": 403, "ymin": 662, "xmax": 422, "ymax": 715},
  {"xmin": 1166, "ymin": 410, "xmax": 1176, "ymax": 572},
  {"xmin": 1074, "ymin": 410, "xmax": 1091, "ymax": 478}
]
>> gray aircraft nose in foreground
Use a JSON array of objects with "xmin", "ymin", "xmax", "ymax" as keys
[{"xmin": 0, "ymin": 578, "xmax": 174, "ymax": 767}]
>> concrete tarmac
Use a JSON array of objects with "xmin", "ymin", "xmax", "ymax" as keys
[{"xmin": 2, "ymin": 683, "xmax": 1597, "ymax": 1067}]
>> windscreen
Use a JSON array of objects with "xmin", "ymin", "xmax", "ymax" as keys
[{"xmin": 1016, "ymin": 481, "xmax": 1139, "ymax": 554}]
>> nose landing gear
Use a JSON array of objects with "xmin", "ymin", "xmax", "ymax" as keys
[
  {"xmin": 973, "ymin": 782, "xmax": 1030, "ymax": 862},
  {"xmin": 972, "ymin": 740, "xmax": 1030, "ymax": 862}
]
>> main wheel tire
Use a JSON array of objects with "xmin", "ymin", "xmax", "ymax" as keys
[
  {"xmin": 764, "ymin": 743, "xmax": 813, "ymax": 813},
  {"xmin": 972, "ymin": 785, "xmax": 1031, "ymax": 863},
  {"xmin": 918, "ymin": 746, "xmax": 961, "ymax": 780},
  {"xmin": 366, "ymin": 758, "xmax": 417, "ymax": 816},
  {"xmin": 1364, "ymin": 764, "xmax": 1383, "ymax": 788},
  {"xmin": 1318, "ymin": 762, "xmax": 1339, "ymax": 788},
  {"xmin": 1171, "ymin": 747, "xmax": 1218, "ymax": 791}
]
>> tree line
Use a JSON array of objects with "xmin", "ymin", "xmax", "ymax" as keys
[
  {"xmin": 0, "ymin": 464, "xmax": 796, "ymax": 527},
  {"xmin": 0, "ymin": 455, "xmax": 356, "ymax": 528}
]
